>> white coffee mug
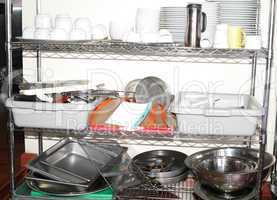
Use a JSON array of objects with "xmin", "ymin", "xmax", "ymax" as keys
[
  {"xmin": 136, "ymin": 8, "xmax": 160, "ymax": 34},
  {"xmin": 35, "ymin": 14, "xmax": 52, "ymax": 29},
  {"xmin": 214, "ymin": 24, "xmax": 229, "ymax": 48},
  {"xmin": 245, "ymin": 35, "xmax": 262, "ymax": 49},
  {"xmin": 34, "ymin": 28, "xmax": 50, "ymax": 40},
  {"xmin": 109, "ymin": 21, "xmax": 133, "ymax": 40},
  {"xmin": 55, "ymin": 14, "xmax": 72, "ymax": 33}
]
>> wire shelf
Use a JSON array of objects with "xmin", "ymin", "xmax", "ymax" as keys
[
  {"xmin": 117, "ymin": 178, "xmax": 195, "ymax": 200},
  {"xmin": 22, "ymin": 128, "xmax": 260, "ymax": 148},
  {"xmin": 12, "ymin": 40, "xmax": 268, "ymax": 63}
]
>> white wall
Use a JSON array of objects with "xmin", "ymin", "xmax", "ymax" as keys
[{"xmin": 22, "ymin": 0, "xmax": 277, "ymax": 157}]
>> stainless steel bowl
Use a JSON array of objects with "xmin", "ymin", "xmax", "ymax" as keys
[{"xmin": 185, "ymin": 147, "xmax": 275, "ymax": 193}]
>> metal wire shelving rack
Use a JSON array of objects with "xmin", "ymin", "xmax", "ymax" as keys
[
  {"xmin": 22, "ymin": 128, "xmax": 260, "ymax": 148},
  {"xmin": 12, "ymin": 40, "xmax": 268, "ymax": 64},
  {"xmin": 5, "ymin": 0, "xmax": 276, "ymax": 199}
]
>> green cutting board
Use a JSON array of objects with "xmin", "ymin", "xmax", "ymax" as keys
[{"xmin": 31, "ymin": 188, "xmax": 113, "ymax": 200}]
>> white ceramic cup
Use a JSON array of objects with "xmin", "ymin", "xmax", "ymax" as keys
[
  {"xmin": 109, "ymin": 21, "xmax": 133, "ymax": 40},
  {"xmin": 136, "ymin": 8, "xmax": 160, "ymax": 34},
  {"xmin": 70, "ymin": 29, "xmax": 88, "ymax": 40},
  {"xmin": 35, "ymin": 14, "xmax": 52, "ymax": 29},
  {"xmin": 34, "ymin": 28, "xmax": 50, "ymax": 40},
  {"xmin": 92, "ymin": 24, "xmax": 108, "ymax": 40},
  {"xmin": 245, "ymin": 35, "xmax": 262, "ymax": 49},
  {"xmin": 50, "ymin": 28, "xmax": 69, "ymax": 40},
  {"xmin": 74, "ymin": 18, "xmax": 93, "ymax": 37},
  {"xmin": 214, "ymin": 24, "xmax": 229, "ymax": 48},
  {"xmin": 23, "ymin": 27, "xmax": 35, "ymax": 39},
  {"xmin": 55, "ymin": 14, "xmax": 73, "ymax": 33}
]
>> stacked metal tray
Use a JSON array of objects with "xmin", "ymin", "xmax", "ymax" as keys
[{"xmin": 25, "ymin": 138, "xmax": 126, "ymax": 196}]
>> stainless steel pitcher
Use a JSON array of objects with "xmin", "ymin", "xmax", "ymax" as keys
[{"xmin": 185, "ymin": 4, "xmax": 207, "ymax": 47}]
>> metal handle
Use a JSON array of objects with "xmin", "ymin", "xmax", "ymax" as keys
[{"xmin": 201, "ymin": 12, "xmax": 207, "ymax": 33}]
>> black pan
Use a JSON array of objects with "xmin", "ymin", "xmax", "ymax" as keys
[{"xmin": 132, "ymin": 150, "xmax": 188, "ymax": 179}]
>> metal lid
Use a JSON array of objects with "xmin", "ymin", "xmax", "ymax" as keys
[{"xmin": 187, "ymin": 4, "xmax": 202, "ymax": 8}]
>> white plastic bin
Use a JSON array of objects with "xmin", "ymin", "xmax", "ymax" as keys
[
  {"xmin": 170, "ymin": 92, "xmax": 264, "ymax": 136},
  {"xmin": 6, "ymin": 98, "xmax": 102, "ymax": 130}
]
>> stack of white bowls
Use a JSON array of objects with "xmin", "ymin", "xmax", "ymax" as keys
[
  {"xmin": 201, "ymin": 2, "xmax": 220, "ymax": 47},
  {"xmin": 160, "ymin": 7, "xmax": 187, "ymax": 43},
  {"xmin": 23, "ymin": 14, "xmax": 108, "ymax": 41},
  {"xmin": 33, "ymin": 14, "xmax": 52, "ymax": 40},
  {"xmin": 119, "ymin": 8, "xmax": 173, "ymax": 43}
]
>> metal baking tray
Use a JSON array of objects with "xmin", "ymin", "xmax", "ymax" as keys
[
  {"xmin": 26, "ymin": 171, "xmax": 111, "ymax": 197},
  {"xmin": 28, "ymin": 138, "xmax": 124, "ymax": 186}
]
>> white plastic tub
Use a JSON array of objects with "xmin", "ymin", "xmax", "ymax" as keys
[
  {"xmin": 170, "ymin": 92, "xmax": 264, "ymax": 136},
  {"xmin": 6, "ymin": 98, "xmax": 102, "ymax": 130}
]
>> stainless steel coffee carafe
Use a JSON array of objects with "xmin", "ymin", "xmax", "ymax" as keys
[{"xmin": 185, "ymin": 4, "xmax": 207, "ymax": 47}]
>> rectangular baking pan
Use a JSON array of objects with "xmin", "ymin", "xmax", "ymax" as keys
[{"xmin": 28, "ymin": 138, "xmax": 124, "ymax": 186}]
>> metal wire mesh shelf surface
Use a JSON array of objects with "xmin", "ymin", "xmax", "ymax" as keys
[
  {"xmin": 12, "ymin": 40, "xmax": 268, "ymax": 63},
  {"xmin": 117, "ymin": 178, "xmax": 195, "ymax": 200},
  {"xmin": 22, "ymin": 128, "xmax": 260, "ymax": 148}
]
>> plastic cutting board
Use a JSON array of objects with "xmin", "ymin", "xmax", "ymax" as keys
[{"xmin": 30, "ymin": 188, "xmax": 113, "ymax": 200}]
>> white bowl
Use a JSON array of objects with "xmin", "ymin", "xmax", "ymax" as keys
[
  {"xmin": 55, "ymin": 14, "xmax": 72, "ymax": 33},
  {"xmin": 50, "ymin": 28, "xmax": 69, "ymax": 40},
  {"xmin": 35, "ymin": 14, "xmax": 52, "ymax": 29}
]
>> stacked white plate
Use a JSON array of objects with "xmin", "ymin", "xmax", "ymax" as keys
[
  {"xmin": 160, "ymin": 7, "xmax": 187, "ymax": 43},
  {"xmin": 201, "ymin": 2, "xmax": 220, "ymax": 47},
  {"xmin": 215, "ymin": 0, "xmax": 259, "ymax": 34}
]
